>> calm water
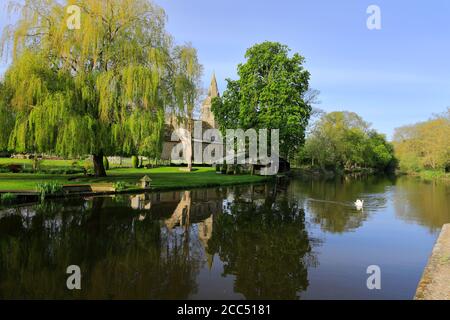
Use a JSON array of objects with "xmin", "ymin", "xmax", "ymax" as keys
[{"xmin": 0, "ymin": 176, "xmax": 448, "ymax": 299}]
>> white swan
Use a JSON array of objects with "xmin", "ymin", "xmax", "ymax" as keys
[{"xmin": 354, "ymin": 199, "xmax": 364, "ymax": 210}]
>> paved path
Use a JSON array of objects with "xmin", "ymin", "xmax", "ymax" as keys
[{"xmin": 415, "ymin": 224, "xmax": 450, "ymax": 300}]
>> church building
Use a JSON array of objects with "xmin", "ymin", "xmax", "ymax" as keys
[{"xmin": 160, "ymin": 74, "xmax": 222, "ymax": 164}]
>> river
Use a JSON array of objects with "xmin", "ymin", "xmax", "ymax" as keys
[{"xmin": 0, "ymin": 175, "xmax": 448, "ymax": 299}]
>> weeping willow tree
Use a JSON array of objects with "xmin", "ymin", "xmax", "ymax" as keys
[
  {"xmin": 172, "ymin": 44, "xmax": 203, "ymax": 171},
  {"xmin": 0, "ymin": 0, "xmax": 188, "ymax": 176},
  {"xmin": 0, "ymin": 82, "xmax": 15, "ymax": 151}
]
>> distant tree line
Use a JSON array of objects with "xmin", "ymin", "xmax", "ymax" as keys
[
  {"xmin": 393, "ymin": 109, "xmax": 450, "ymax": 174},
  {"xmin": 294, "ymin": 111, "xmax": 396, "ymax": 172}
]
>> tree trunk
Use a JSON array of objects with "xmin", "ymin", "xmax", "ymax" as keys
[{"xmin": 93, "ymin": 153, "xmax": 107, "ymax": 177}]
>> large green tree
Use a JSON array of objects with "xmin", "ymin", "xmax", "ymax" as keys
[
  {"xmin": 211, "ymin": 42, "xmax": 311, "ymax": 160},
  {"xmin": 0, "ymin": 0, "xmax": 197, "ymax": 176}
]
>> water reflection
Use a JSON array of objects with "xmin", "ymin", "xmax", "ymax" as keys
[
  {"xmin": 0, "ymin": 176, "xmax": 448, "ymax": 299},
  {"xmin": 208, "ymin": 184, "xmax": 318, "ymax": 299},
  {"xmin": 393, "ymin": 176, "xmax": 450, "ymax": 231},
  {"xmin": 0, "ymin": 184, "xmax": 317, "ymax": 299},
  {"xmin": 289, "ymin": 175, "xmax": 394, "ymax": 233}
]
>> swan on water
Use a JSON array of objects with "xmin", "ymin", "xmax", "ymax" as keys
[{"xmin": 355, "ymin": 199, "xmax": 364, "ymax": 210}]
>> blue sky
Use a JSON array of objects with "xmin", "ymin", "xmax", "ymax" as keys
[
  {"xmin": 2, "ymin": 0, "xmax": 450, "ymax": 138},
  {"xmin": 158, "ymin": 0, "xmax": 450, "ymax": 138}
]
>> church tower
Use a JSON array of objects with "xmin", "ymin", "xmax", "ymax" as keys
[{"xmin": 201, "ymin": 73, "xmax": 220, "ymax": 129}]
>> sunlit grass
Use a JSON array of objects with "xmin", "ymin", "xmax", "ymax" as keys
[{"xmin": 0, "ymin": 162, "xmax": 270, "ymax": 191}]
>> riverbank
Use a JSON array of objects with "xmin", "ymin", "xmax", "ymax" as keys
[
  {"xmin": 0, "ymin": 166, "xmax": 272, "ymax": 195},
  {"xmin": 415, "ymin": 224, "xmax": 450, "ymax": 300},
  {"xmin": 401, "ymin": 170, "xmax": 450, "ymax": 182},
  {"xmin": 289, "ymin": 166, "xmax": 385, "ymax": 179}
]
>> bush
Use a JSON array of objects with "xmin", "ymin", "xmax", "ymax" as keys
[
  {"xmin": 1, "ymin": 193, "xmax": 17, "ymax": 204},
  {"xmin": 83, "ymin": 162, "xmax": 94, "ymax": 175},
  {"xmin": 36, "ymin": 181, "xmax": 64, "ymax": 201},
  {"xmin": 215, "ymin": 164, "xmax": 221, "ymax": 172},
  {"xmin": 132, "ymin": 155, "xmax": 139, "ymax": 168},
  {"xmin": 221, "ymin": 164, "xmax": 227, "ymax": 174},
  {"xmin": 71, "ymin": 161, "xmax": 80, "ymax": 167},
  {"xmin": 5, "ymin": 164, "xmax": 22, "ymax": 173},
  {"xmin": 113, "ymin": 181, "xmax": 127, "ymax": 192},
  {"xmin": 0, "ymin": 167, "xmax": 10, "ymax": 173},
  {"xmin": 103, "ymin": 156, "xmax": 110, "ymax": 170}
]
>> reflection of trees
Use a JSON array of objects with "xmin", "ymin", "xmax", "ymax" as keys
[
  {"xmin": 394, "ymin": 177, "xmax": 450, "ymax": 231},
  {"xmin": 207, "ymin": 186, "xmax": 318, "ymax": 300},
  {"xmin": 0, "ymin": 196, "xmax": 201, "ymax": 299},
  {"xmin": 290, "ymin": 176, "xmax": 393, "ymax": 233}
]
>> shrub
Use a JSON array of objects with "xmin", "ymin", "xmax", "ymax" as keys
[
  {"xmin": 103, "ymin": 156, "xmax": 110, "ymax": 171},
  {"xmin": 83, "ymin": 162, "xmax": 94, "ymax": 175},
  {"xmin": 221, "ymin": 164, "xmax": 227, "ymax": 174},
  {"xmin": 114, "ymin": 181, "xmax": 127, "ymax": 192},
  {"xmin": 71, "ymin": 161, "xmax": 80, "ymax": 167},
  {"xmin": 131, "ymin": 155, "xmax": 139, "ymax": 168},
  {"xmin": 1, "ymin": 193, "xmax": 17, "ymax": 204},
  {"xmin": 0, "ymin": 166, "xmax": 10, "ymax": 173},
  {"xmin": 36, "ymin": 181, "xmax": 64, "ymax": 201},
  {"xmin": 6, "ymin": 164, "xmax": 22, "ymax": 173},
  {"xmin": 215, "ymin": 164, "xmax": 221, "ymax": 172},
  {"xmin": 227, "ymin": 165, "xmax": 235, "ymax": 175}
]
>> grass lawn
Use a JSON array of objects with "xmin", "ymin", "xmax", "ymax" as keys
[
  {"xmin": 0, "ymin": 164, "xmax": 271, "ymax": 192},
  {"xmin": 0, "ymin": 157, "xmax": 133, "ymax": 168}
]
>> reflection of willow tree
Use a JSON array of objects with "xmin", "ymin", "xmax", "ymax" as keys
[
  {"xmin": 394, "ymin": 177, "xmax": 450, "ymax": 231},
  {"xmin": 207, "ymin": 189, "xmax": 318, "ymax": 299},
  {"xmin": 290, "ymin": 176, "xmax": 393, "ymax": 233},
  {"xmin": 0, "ymin": 196, "xmax": 200, "ymax": 299}
]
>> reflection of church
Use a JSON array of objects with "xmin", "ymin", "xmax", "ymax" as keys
[
  {"xmin": 129, "ymin": 184, "xmax": 273, "ymax": 270},
  {"xmin": 130, "ymin": 189, "xmax": 222, "ymax": 269}
]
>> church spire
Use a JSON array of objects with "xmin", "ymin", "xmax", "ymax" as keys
[
  {"xmin": 208, "ymin": 72, "xmax": 219, "ymax": 98},
  {"xmin": 201, "ymin": 73, "xmax": 220, "ymax": 128}
]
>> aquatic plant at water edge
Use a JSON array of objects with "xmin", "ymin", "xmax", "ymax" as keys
[{"xmin": 35, "ymin": 181, "xmax": 64, "ymax": 201}]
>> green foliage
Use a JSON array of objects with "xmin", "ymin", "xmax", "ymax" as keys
[
  {"xmin": 113, "ymin": 181, "xmax": 127, "ymax": 192},
  {"xmin": 0, "ymin": 83, "xmax": 14, "ymax": 151},
  {"xmin": 1, "ymin": 193, "xmax": 17, "ymax": 204},
  {"xmin": 299, "ymin": 111, "xmax": 395, "ymax": 171},
  {"xmin": 83, "ymin": 162, "xmax": 94, "ymax": 175},
  {"xmin": 212, "ymin": 42, "xmax": 311, "ymax": 159},
  {"xmin": 131, "ymin": 156, "xmax": 139, "ymax": 169},
  {"xmin": 393, "ymin": 109, "xmax": 450, "ymax": 173},
  {"xmin": 71, "ymin": 161, "xmax": 80, "ymax": 167},
  {"xmin": 103, "ymin": 157, "xmax": 110, "ymax": 171},
  {"xmin": 221, "ymin": 164, "xmax": 228, "ymax": 174},
  {"xmin": 417, "ymin": 170, "xmax": 448, "ymax": 181},
  {"xmin": 35, "ymin": 181, "xmax": 64, "ymax": 201}
]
